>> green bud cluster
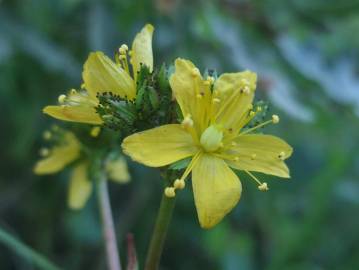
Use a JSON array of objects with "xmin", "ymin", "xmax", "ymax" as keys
[{"xmin": 96, "ymin": 64, "xmax": 176, "ymax": 137}]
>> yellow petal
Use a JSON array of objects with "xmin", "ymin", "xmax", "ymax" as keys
[
  {"xmin": 122, "ymin": 124, "xmax": 197, "ymax": 167},
  {"xmin": 213, "ymin": 71, "xmax": 257, "ymax": 132},
  {"xmin": 34, "ymin": 132, "xmax": 81, "ymax": 174},
  {"xmin": 169, "ymin": 58, "xmax": 211, "ymax": 134},
  {"xmin": 192, "ymin": 154, "xmax": 242, "ymax": 229},
  {"xmin": 131, "ymin": 24, "xmax": 154, "ymax": 79},
  {"xmin": 83, "ymin": 52, "xmax": 136, "ymax": 99},
  {"xmin": 43, "ymin": 105, "xmax": 103, "ymax": 125},
  {"xmin": 226, "ymin": 134, "xmax": 293, "ymax": 178},
  {"xmin": 68, "ymin": 162, "xmax": 93, "ymax": 209},
  {"xmin": 106, "ymin": 156, "xmax": 131, "ymax": 183}
]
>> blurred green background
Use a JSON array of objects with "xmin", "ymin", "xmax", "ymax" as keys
[{"xmin": 1, "ymin": 0, "xmax": 359, "ymax": 269}]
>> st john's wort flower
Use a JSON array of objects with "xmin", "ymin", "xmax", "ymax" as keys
[
  {"xmin": 122, "ymin": 59, "xmax": 292, "ymax": 228},
  {"xmin": 34, "ymin": 128, "xmax": 130, "ymax": 209},
  {"xmin": 43, "ymin": 24, "xmax": 154, "ymax": 125}
]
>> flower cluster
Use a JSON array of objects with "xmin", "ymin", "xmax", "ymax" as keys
[{"xmin": 35, "ymin": 24, "xmax": 292, "ymax": 229}]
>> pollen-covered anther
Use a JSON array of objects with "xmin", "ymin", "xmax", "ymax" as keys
[
  {"xmin": 39, "ymin": 148, "xmax": 49, "ymax": 157},
  {"xmin": 181, "ymin": 115, "xmax": 194, "ymax": 128},
  {"xmin": 58, "ymin": 94, "xmax": 66, "ymax": 104},
  {"xmin": 174, "ymin": 179, "xmax": 185, "ymax": 190},
  {"xmin": 258, "ymin": 182, "xmax": 269, "ymax": 191},
  {"xmin": 191, "ymin": 68, "xmax": 200, "ymax": 77},
  {"xmin": 251, "ymin": 153, "xmax": 257, "ymax": 160},
  {"xmin": 278, "ymin": 151, "xmax": 285, "ymax": 160},
  {"xmin": 272, "ymin": 114, "xmax": 280, "ymax": 124},
  {"xmin": 119, "ymin": 44, "xmax": 129, "ymax": 54},
  {"xmin": 164, "ymin": 187, "xmax": 176, "ymax": 198}
]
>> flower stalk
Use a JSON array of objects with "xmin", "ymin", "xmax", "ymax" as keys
[
  {"xmin": 97, "ymin": 171, "xmax": 122, "ymax": 270},
  {"xmin": 145, "ymin": 190, "xmax": 176, "ymax": 270}
]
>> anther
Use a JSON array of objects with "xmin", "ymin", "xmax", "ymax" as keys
[
  {"xmin": 119, "ymin": 44, "xmax": 128, "ymax": 54},
  {"xmin": 39, "ymin": 148, "xmax": 49, "ymax": 157},
  {"xmin": 43, "ymin": 131, "xmax": 52, "ymax": 140},
  {"xmin": 233, "ymin": 157, "xmax": 239, "ymax": 161},
  {"xmin": 164, "ymin": 187, "xmax": 176, "ymax": 198},
  {"xmin": 58, "ymin": 94, "xmax": 66, "ymax": 104},
  {"xmin": 191, "ymin": 68, "xmax": 200, "ymax": 77},
  {"xmin": 207, "ymin": 76, "xmax": 215, "ymax": 84},
  {"xmin": 174, "ymin": 179, "xmax": 185, "ymax": 190},
  {"xmin": 278, "ymin": 151, "xmax": 285, "ymax": 160},
  {"xmin": 90, "ymin": 127, "xmax": 101, "ymax": 138},
  {"xmin": 257, "ymin": 106, "xmax": 262, "ymax": 112},
  {"xmin": 251, "ymin": 153, "xmax": 257, "ymax": 160},
  {"xmin": 181, "ymin": 115, "xmax": 193, "ymax": 128},
  {"xmin": 272, "ymin": 115, "xmax": 280, "ymax": 124},
  {"xmin": 70, "ymin": 89, "xmax": 77, "ymax": 95},
  {"xmin": 258, "ymin": 182, "xmax": 269, "ymax": 191},
  {"xmin": 249, "ymin": 111, "xmax": 256, "ymax": 117},
  {"xmin": 243, "ymin": 86, "xmax": 250, "ymax": 94}
]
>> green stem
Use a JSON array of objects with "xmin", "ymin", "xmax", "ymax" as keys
[
  {"xmin": 97, "ymin": 175, "xmax": 122, "ymax": 270},
  {"xmin": 0, "ymin": 226, "xmax": 61, "ymax": 270},
  {"xmin": 144, "ymin": 192, "xmax": 176, "ymax": 270}
]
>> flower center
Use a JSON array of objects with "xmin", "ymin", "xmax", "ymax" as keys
[{"xmin": 200, "ymin": 125, "xmax": 223, "ymax": 152}]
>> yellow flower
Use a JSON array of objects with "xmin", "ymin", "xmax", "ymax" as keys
[
  {"xmin": 34, "ymin": 130, "xmax": 130, "ymax": 209},
  {"xmin": 43, "ymin": 24, "xmax": 154, "ymax": 124},
  {"xmin": 122, "ymin": 59, "xmax": 293, "ymax": 229}
]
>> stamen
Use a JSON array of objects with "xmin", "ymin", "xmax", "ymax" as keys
[
  {"xmin": 39, "ymin": 148, "xmax": 49, "ymax": 157},
  {"xmin": 258, "ymin": 182, "xmax": 269, "ymax": 191},
  {"xmin": 119, "ymin": 54, "xmax": 130, "ymax": 75},
  {"xmin": 245, "ymin": 170, "xmax": 269, "ymax": 191},
  {"xmin": 119, "ymin": 44, "xmax": 128, "ymax": 54},
  {"xmin": 43, "ymin": 131, "xmax": 52, "ymax": 140},
  {"xmin": 239, "ymin": 116, "xmax": 276, "ymax": 136},
  {"xmin": 181, "ymin": 114, "xmax": 194, "ymax": 129},
  {"xmin": 164, "ymin": 187, "xmax": 176, "ymax": 198},
  {"xmin": 90, "ymin": 126, "xmax": 101, "ymax": 138},
  {"xmin": 272, "ymin": 114, "xmax": 280, "ymax": 124},
  {"xmin": 58, "ymin": 94, "xmax": 66, "ymax": 104},
  {"xmin": 174, "ymin": 179, "xmax": 185, "ymax": 190},
  {"xmin": 70, "ymin": 89, "xmax": 77, "ymax": 95}
]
